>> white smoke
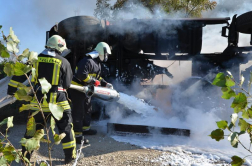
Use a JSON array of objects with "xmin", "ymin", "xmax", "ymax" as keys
[{"xmin": 101, "ymin": 1, "xmax": 252, "ymax": 164}]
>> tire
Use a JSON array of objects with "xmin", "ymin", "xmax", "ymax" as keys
[{"xmin": 236, "ymin": 11, "xmax": 252, "ymax": 34}]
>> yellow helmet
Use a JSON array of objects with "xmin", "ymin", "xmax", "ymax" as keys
[
  {"xmin": 46, "ymin": 35, "xmax": 67, "ymax": 53},
  {"xmin": 94, "ymin": 42, "xmax": 111, "ymax": 62}
]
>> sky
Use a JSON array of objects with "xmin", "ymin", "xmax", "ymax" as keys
[{"xmin": 0, "ymin": 0, "xmax": 97, "ymax": 53}]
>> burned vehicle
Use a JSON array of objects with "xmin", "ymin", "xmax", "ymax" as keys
[
  {"xmin": 45, "ymin": 11, "xmax": 252, "ymax": 125},
  {"xmin": 47, "ymin": 11, "xmax": 252, "ymax": 85}
]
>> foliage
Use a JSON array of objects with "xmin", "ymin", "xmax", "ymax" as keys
[
  {"xmin": 95, "ymin": 0, "xmax": 217, "ymax": 19},
  {"xmin": 0, "ymin": 26, "xmax": 65, "ymax": 165},
  {"xmin": 210, "ymin": 71, "xmax": 252, "ymax": 166},
  {"xmin": 94, "ymin": 0, "xmax": 112, "ymax": 19}
]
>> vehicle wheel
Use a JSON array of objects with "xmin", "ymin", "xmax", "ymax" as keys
[{"xmin": 236, "ymin": 11, "xmax": 252, "ymax": 34}]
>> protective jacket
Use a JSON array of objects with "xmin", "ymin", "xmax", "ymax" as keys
[
  {"xmin": 71, "ymin": 56, "xmax": 107, "ymax": 86},
  {"xmin": 8, "ymin": 50, "xmax": 72, "ymax": 111},
  {"xmin": 7, "ymin": 49, "xmax": 76, "ymax": 160}
]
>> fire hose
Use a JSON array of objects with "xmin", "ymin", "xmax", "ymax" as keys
[{"xmin": 69, "ymin": 84, "xmax": 120, "ymax": 101}]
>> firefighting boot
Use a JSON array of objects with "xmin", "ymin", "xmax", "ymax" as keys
[
  {"xmin": 65, "ymin": 157, "xmax": 75, "ymax": 165},
  {"xmin": 82, "ymin": 129, "xmax": 97, "ymax": 135},
  {"xmin": 65, "ymin": 152, "xmax": 84, "ymax": 165},
  {"xmin": 76, "ymin": 136, "xmax": 89, "ymax": 144}
]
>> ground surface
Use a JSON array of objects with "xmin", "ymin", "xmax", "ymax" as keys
[{"xmin": 6, "ymin": 124, "xmax": 168, "ymax": 166}]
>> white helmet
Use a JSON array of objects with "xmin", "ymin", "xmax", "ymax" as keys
[
  {"xmin": 94, "ymin": 42, "xmax": 111, "ymax": 62},
  {"xmin": 46, "ymin": 35, "xmax": 68, "ymax": 53}
]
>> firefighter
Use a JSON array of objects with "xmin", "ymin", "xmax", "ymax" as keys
[
  {"xmin": 69, "ymin": 42, "xmax": 113, "ymax": 144},
  {"xmin": 7, "ymin": 35, "xmax": 77, "ymax": 165}
]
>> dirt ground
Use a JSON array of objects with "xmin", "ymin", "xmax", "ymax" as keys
[{"xmin": 6, "ymin": 124, "xmax": 166, "ymax": 166}]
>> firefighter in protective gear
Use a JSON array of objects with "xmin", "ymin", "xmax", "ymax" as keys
[
  {"xmin": 69, "ymin": 42, "xmax": 113, "ymax": 144},
  {"xmin": 7, "ymin": 35, "xmax": 76, "ymax": 165}
]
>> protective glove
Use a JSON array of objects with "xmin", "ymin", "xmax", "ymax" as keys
[
  {"xmin": 106, "ymin": 83, "xmax": 113, "ymax": 89},
  {"xmin": 93, "ymin": 79, "xmax": 100, "ymax": 86}
]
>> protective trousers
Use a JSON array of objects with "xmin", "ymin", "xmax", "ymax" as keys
[
  {"xmin": 22, "ymin": 111, "xmax": 76, "ymax": 160},
  {"xmin": 68, "ymin": 89, "xmax": 92, "ymax": 137}
]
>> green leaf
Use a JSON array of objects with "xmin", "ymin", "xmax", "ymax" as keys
[
  {"xmin": 0, "ymin": 116, "xmax": 14, "ymax": 128},
  {"xmin": 14, "ymin": 89, "xmax": 32, "ymax": 101},
  {"xmin": 242, "ymin": 110, "xmax": 249, "ymax": 119},
  {"xmin": 212, "ymin": 73, "xmax": 235, "ymax": 87},
  {"xmin": 30, "ymin": 111, "xmax": 40, "ymax": 117},
  {"xmin": 7, "ymin": 116, "xmax": 13, "ymax": 128},
  {"xmin": 209, "ymin": 129, "xmax": 224, "ymax": 141},
  {"xmin": 54, "ymin": 133, "xmax": 66, "ymax": 145},
  {"xmin": 212, "ymin": 73, "xmax": 226, "ymax": 87},
  {"xmin": 40, "ymin": 162, "xmax": 47, "ymax": 166},
  {"xmin": 49, "ymin": 103, "xmax": 64, "ymax": 121},
  {"xmin": 242, "ymin": 107, "xmax": 252, "ymax": 119},
  {"xmin": 0, "ymin": 43, "xmax": 9, "ymax": 58},
  {"xmin": 31, "ymin": 68, "xmax": 36, "ymax": 81},
  {"xmin": 216, "ymin": 120, "xmax": 228, "ymax": 130},
  {"xmin": 0, "ymin": 156, "xmax": 8, "ymax": 166},
  {"xmin": 14, "ymin": 62, "xmax": 32, "ymax": 76},
  {"xmin": 9, "ymin": 27, "xmax": 20, "ymax": 43},
  {"xmin": 231, "ymin": 93, "xmax": 247, "ymax": 113},
  {"xmin": 7, "ymin": 40, "xmax": 19, "ymax": 53},
  {"xmin": 50, "ymin": 116, "xmax": 56, "ymax": 135},
  {"xmin": 0, "ymin": 118, "xmax": 8, "ymax": 126},
  {"xmin": 40, "ymin": 138, "xmax": 51, "ymax": 143},
  {"xmin": 238, "ymin": 118, "xmax": 249, "ymax": 132},
  {"xmin": 1, "ymin": 49, "xmax": 10, "ymax": 58},
  {"xmin": 221, "ymin": 87, "xmax": 236, "ymax": 99},
  {"xmin": 228, "ymin": 132, "xmax": 239, "ymax": 148},
  {"xmin": 231, "ymin": 113, "xmax": 238, "ymax": 126},
  {"xmin": 33, "ymin": 129, "xmax": 44, "ymax": 140},
  {"xmin": 19, "ymin": 138, "xmax": 27, "ymax": 145},
  {"xmin": 17, "ymin": 83, "xmax": 31, "ymax": 93},
  {"xmin": 231, "ymin": 155, "xmax": 245, "ymax": 166},
  {"xmin": 3, "ymin": 63, "xmax": 14, "ymax": 76},
  {"xmin": 3, "ymin": 146, "xmax": 15, "ymax": 162},
  {"xmin": 25, "ymin": 138, "xmax": 40, "ymax": 153},
  {"xmin": 14, "ymin": 151, "xmax": 21, "ymax": 163},
  {"xmin": 18, "ymin": 48, "xmax": 29, "ymax": 61},
  {"xmin": 26, "ymin": 117, "xmax": 36, "ymax": 137},
  {"xmin": 238, "ymin": 131, "xmax": 245, "ymax": 135},
  {"xmin": 0, "ymin": 25, "xmax": 2, "ymax": 29},
  {"xmin": 247, "ymin": 107, "xmax": 252, "ymax": 118},
  {"xmin": 24, "ymin": 129, "xmax": 44, "ymax": 153},
  {"xmin": 28, "ymin": 51, "xmax": 38, "ymax": 64},
  {"xmin": 38, "ymin": 77, "xmax": 52, "ymax": 94},
  {"xmin": 19, "ymin": 104, "xmax": 33, "ymax": 112},
  {"xmin": 228, "ymin": 123, "xmax": 234, "ymax": 130}
]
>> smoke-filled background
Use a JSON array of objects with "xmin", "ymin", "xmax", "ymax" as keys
[{"xmin": 2, "ymin": 0, "xmax": 252, "ymax": 164}]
